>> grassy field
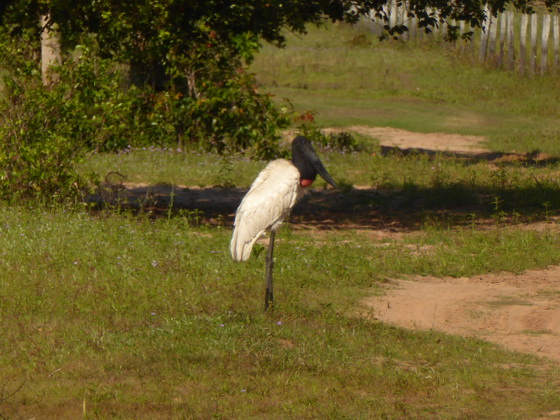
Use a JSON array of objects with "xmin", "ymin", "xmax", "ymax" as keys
[
  {"xmin": 2, "ymin": 207, "xmax": 560, "ymax": 418},
  {"xmin": 3, "ymin": 23, "xmax": 560, "ymax": 418},
  {"xmin": 251, "ymin": 23, "xmax": 560, "ymax": 154}
]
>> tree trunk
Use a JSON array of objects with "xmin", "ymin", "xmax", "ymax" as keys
[{"xmin": 40, "ymin": 14, "xmax": 62, "ymax": 86}]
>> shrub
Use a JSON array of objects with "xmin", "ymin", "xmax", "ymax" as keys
[
  {"xmin": 0, "ymin": 35, "xmax": 136, "ymax": 202},
  {"xmin": 148, "ymin": 28, "xmax": 291, "ymax": 159},
  {"xmin": 151, "ymin": 70, "xmax": 290, "ymax": 159},
  {"xmin": 0, "ymin": 83, "xmax": 88, "ymax": 202},
  {"xmin": 0, "ymin": 27, "xmax": 292, "ymax": 203}
]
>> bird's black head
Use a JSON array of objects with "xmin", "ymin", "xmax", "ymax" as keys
[{"xmin": 291, "ymin": 136, "xmax": 338, "ymax": 188}]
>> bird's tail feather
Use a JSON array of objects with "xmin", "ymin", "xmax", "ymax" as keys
[{"xmin": 230, "ymin": 227, "xmax": 258, "ymax": 262}]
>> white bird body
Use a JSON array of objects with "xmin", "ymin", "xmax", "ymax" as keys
[
  {"xmin": 230, "ymin": 136, "xmax": 338, "ymax": 310},
  {"xmin": 230, "ymin": 159, "xmax": 304, "ymax": 262}
]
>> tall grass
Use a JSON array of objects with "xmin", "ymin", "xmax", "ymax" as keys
[
  {"xmin": 84, "ymin": 146, "xmax": 560, "ymax": 225},
  {"xmin": 80, "ymin": 148, "xmax": 267, "ymax": 188}
]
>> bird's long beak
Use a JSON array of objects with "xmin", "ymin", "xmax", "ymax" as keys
[{"xmin": 304, "ymin": 146, "xmax": 339, "ymax": 188}]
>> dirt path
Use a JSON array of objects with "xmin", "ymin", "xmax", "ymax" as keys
[
  {"xmin": 334, "ymin": 125, "xmax": 490, "ymax": 155},
  {"xmin": 364, "ymin": 268, "xmax": 560, "ymax": 361}
]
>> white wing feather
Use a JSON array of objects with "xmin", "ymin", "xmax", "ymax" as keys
[{"xmin": 230, "ymin": 159, "xmax": 302, "ymax": 261}]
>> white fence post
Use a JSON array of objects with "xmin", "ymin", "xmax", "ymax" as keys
[
  {"xmin": 541, "ymin": 14, "xmax": 551, "ymax": 74},
  {"xmin": 507, "ymin": 12, "xmax": 515, "ymax": 70},
  {"xmin": 498, "ymin": 13, "xmax": 507, "ymax": 67},
  {"xmin": 519, "ymin": 13, "xmax": 528, "ymax": 75},
  {"xmin": 530, "ymin": 14, "xmax": 539, "ymax": 75},
  {"xmin": 553, "ymin": 15, "xmax": 560, "ymax": 71},
  {"xmin": 479, "ymin": 7, "xmax": 490, "ymax": 63}
]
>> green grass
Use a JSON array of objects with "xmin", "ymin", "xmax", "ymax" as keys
[
  {"xmin": 80, "ymin": 149, "xmax": 268, "ymax": 188},
  {"xmin": 251, "ymin": 23, "xmax": 560, "ymax": 154},
  {"xmin": 1, "ymin": 207, "xmax": 560, "ymax": 418},
  {"xmin": 83, "ymin": 146, "xmax": 560, "ymax": 225},
  {"xmin": 486, "ymin": 297, "xmax": 535, "ymax": 308}
]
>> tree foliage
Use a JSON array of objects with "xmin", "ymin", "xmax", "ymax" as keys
[{"xmin": 2, "ymin": 0, "xmax": 555, "ymax": 50}]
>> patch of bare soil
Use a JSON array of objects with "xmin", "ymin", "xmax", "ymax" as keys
[
  {"xmin": 364, "ymin": 268, "xmax": 560, "ymax": 362},
  {"xmin": 331, "ymin": 125, "xmax": 491, "ymax": 155}
]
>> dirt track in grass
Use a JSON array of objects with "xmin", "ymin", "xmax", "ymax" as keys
[
  {"xmin": 344, "ymin": 127, "xmax": 560, "ymax": 362},
  {"xmin": 364, "ymin": 268, "xmax": 560, "ymax": 362},
  {"xmin": 96, "ymin": 126, "xmax": 560, "ymax": 362}
]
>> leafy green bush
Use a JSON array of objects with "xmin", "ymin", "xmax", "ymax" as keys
[
  {"xmin": 0, "ymin": 40, "xmax": 89, "ymax": 202},
  {"xmin": 0, "ymin": 34, "xmax": 149, "ymax": 202},
  {"xmin": 151, "ymin": 71, "xmax": 290, "ymax": 158},
  {"xmin": 0, "ymin": 84, "xmax": 90, "ymax": 202},
  {"xmin": 0, "ymin": 27, "xmax": 293, "ymax": 202},
  {"xmin": 147, "ymin": 27, "xmax": 291, "ymax": 159},
  {"xmin": 0, "ymin": 32, "xmax": 157, "ymax": 202}
]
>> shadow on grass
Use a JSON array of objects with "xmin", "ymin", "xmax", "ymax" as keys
[
  {"xmin": 86, "ymin": 178, "xmax": 560, "ymax": 231},
  {"xmin": 83, "ymin": 144, "xmax": 560, "ymax": 229}
]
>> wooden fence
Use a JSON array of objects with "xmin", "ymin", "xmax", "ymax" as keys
[{"xmin": 363, "ymin": 6, "xmax": 560, "ymax": 75}]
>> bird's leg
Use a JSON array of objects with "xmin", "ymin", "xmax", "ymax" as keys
[{"xmin": 264, "ymin": 230, "xmax": 276, "ymax": 311}]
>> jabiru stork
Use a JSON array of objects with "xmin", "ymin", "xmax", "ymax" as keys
[{"xmin": 230, "ymin": 135, "xmax": 338, "ymax": 310}]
